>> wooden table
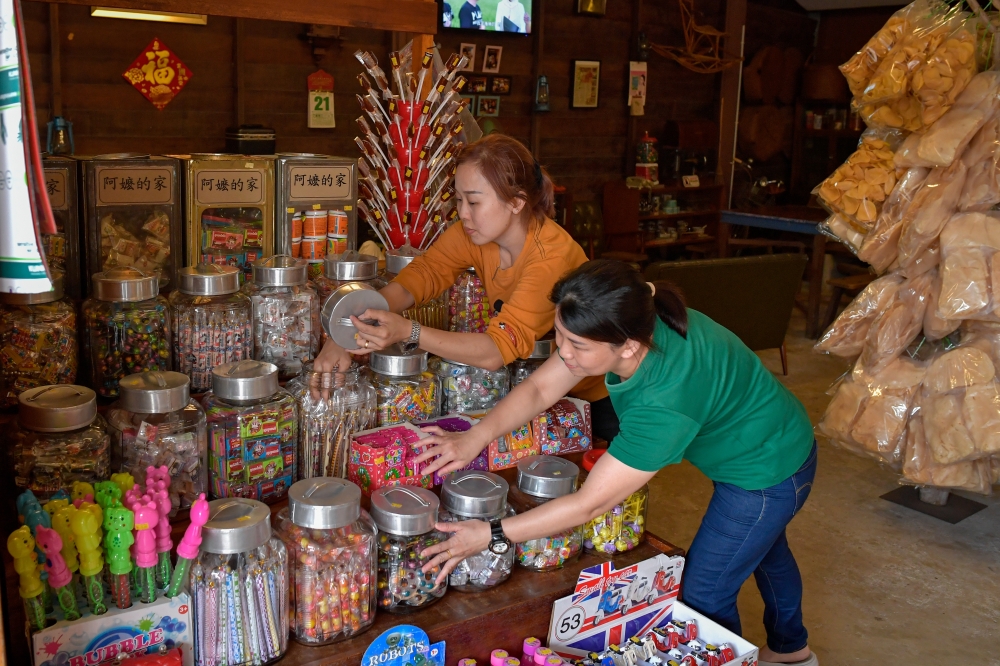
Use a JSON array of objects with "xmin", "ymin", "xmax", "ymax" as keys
[{"xmin": 719, "ymin": 207, "xmax": 830, "ymax": 338}]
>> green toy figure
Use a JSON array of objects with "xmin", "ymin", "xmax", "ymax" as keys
[
  {"xmin": 94, "ymin": 481, "xmax": 122, "ymax": 511},
  {"xmin": 103, "ymin": 506, "xmax": 134, "ymax": 610}
]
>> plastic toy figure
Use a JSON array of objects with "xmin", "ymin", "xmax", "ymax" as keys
[
  {"xmin": 104, "ymin": 506, "xmax": 134, "ymax": 609},
  {"xmin": 153, "ymin": 489, "xmax": 173, "ymax": 587},
  {"xmin": 167, "ymin": 493, "xmax": 209, "ymax": 597},
  {"xmin": 110, "ymin": 472, "xmax": 135, "ymax": 499},
  {"xmin": 132, "ymin": 500, "xmax": 159, "ymax": 603},
  {"xmin": 7, "ymin": 525, "xmax": 46, "ymax": 630},
  {"xmin": 71, "ymin": 481, "xmax": 95, "ymax": 507},
  {"xmin": 35, "ymin": 526, "xmax": 80, "ymax": 620},
  {"xmin": 70, "ymin": 503, "xmax": 107, "ymax": 615},
  {"xmin": 95, "ymin": 481, "xmax": 123, "ymax": 511},
  {"xmin": 50, "ymin": 504, "xmax": 80, "ymax": 579}
]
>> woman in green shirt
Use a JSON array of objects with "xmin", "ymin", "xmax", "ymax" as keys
[{"xmin": 415, "ymin": 260, "xmax": 819, "ymax": 666}]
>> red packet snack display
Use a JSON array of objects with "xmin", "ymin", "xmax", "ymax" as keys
[
  {"xmin": 122, "ymin": 38, "xmax": 191, "ymax": 110},
  {"xmin": 487, "ymin": 421, "xmax": 540, "ymax": 471},
  {"xmin": 534, "ymin": 397, "xmax": 593, "ymax": 455},
  {"xmin": 348, "ymin": 422, "xmax": 434, "ymax": 496}
]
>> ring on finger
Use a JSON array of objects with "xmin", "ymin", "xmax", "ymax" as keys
[{"xmin": 364, "ymin": 340, "xmax": 370, "ymax": 349}]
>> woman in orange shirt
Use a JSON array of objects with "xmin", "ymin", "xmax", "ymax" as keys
[{"xmin": 313, "ymin": 134, "xmax": 618, "ymax": 439}]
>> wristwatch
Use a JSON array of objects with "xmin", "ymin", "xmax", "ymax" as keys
[
  {"xmin": 400, "ymin": 320, "xmax": 421, "ymax": 353},
  {"xmin": 488, "ymin": 517, "xmax": 511, "ymax": 555}
]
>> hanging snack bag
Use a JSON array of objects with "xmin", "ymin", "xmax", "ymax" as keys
[{"xmin": 815, "ymin": 129, "xmax": 905, "ymax": 231}]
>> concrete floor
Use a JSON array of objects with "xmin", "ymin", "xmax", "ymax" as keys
[{"xmin": 644, "ymin": 309, "xmax": 1000, "ymax": 666}]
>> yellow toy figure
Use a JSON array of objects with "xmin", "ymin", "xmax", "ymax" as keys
[
  {"xmin": 110, "ymin": 472, "xmax": 135, "ymax": 500},
  {"xmin": 70, "ymin": 502, "xmax": 107, "ymax": 615},
  {"xmin": 44, "ymin": 498, "xmax": 70, "ymax": 519},
  {"xmin": 7, "ymin": 525, "xmax": 46, "ymax": 631},
  {"xmin": 71, "ymin": 481, "xmax": 95, "ymax": 506},
  {"xmin": 51, "ymin": 505, "xmax": 80, "ymax": 578}
]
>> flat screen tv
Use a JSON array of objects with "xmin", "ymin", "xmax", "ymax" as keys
[{"xmin": 441, "ymin": 0, "xmax": 534, "ymax": 34}]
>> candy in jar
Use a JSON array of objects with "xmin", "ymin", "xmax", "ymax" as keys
[
  {"xmin": 286, "ymin": 364, "xmax": 376, "ymax": 480},
  {"xmin": 371, "ymin": 486, "xmax": 447, "ymax": 613},
  {"xmin": 508, "ymin": 455, "xmax": 583, "ymax": 571},
  {"xmin": 244, "ymin": 255, "xmax": 319, "ymax": 380},
  {"xmin": 169, "ymin": 264, "xmax": 253, "ymax": 393},
  {"xmin": 275, "ymin": 478, "xmax": 377, "ymax": 645},
  {"xmin": 433, "ymin": 357, "xmax": 508, "ymax": 414},
  {"xmin": 10, "ymin": 385, "xmax": 110, "ymax": 498},
  {"xmin": 106, "ymin": 371, "xmax": 208, "ymax": 514},
  {"xmin": 201, "ymin": 360, "xmax": 298, "ymax": 503},
  {"xmin": 312, "ymin": 251, "xmax": 385, "ymax": 305},
  {"xmin": 448, "ymin": 268, "xmax": 490, "ymax": 333},
  {"xmin": 581, "ymin": 449, "xmax": 647, "ymax": 556},
  {"xmin": 0, "ymin": 275, "xmax": 78, "ymax": 407},
  {"xmin": 82, "ymin": 267, "xmax": 171, "ymax": 398},
  {"xmin": 508, "ymin": 338, "xmax": 555, "ymax": 388},
  {"xmin": 370, "ymin": 345, "xmax": 440, "ymax": 425},
  {"xmin": 382, "ymin": 249, "xmax": 448, "ymax": 331},
  {"xmin": 439, "ymin": 471, "xmax": 515, "ymax": 591},
  {"xmin": 190, "ymin": 498, "xmax": 289, "ymax": 666}
]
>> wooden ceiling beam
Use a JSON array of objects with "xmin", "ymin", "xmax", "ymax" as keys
[{"xmin": 31, "ymin": 0, "xmax": 439, "ymax": 34}]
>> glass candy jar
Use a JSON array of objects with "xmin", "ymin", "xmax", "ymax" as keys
[
  {"xmin": 509, "ymin": 455, "xmax": 583, "ymax": 571},
  {"xmin": 192, "ymin": 498, "xmax": 289, "ymax": 666},
  {"xmin": 244, "ymin": 255, "xmax": 319, "ymax": 380},
  {"xmin": 11, "ymin": 385, "xmax": 110, "ymax": 498},
  {"xmin": 580, "ymin": 449, "xmax": 647, "ymax": 556},
  {"xmin": 169, "ymin": 264, "xmax": 253, "ymax": 393},
  {"xmin": 106, "ymin": 371, "xmax": 208, "ymax": 514},
  {"xmin": 313, "ymin": 251, "xmax": 385, "ymax": 304},
  {"xmin": 509, "ymin": 338, "xmax": 555, "ymax": 388},
  {"xmin": 276, "ymin": 478, "xmax": 377, "ymax": 645},
  {"xmin": 0, "ymin": 276, "xmax": 78, "ymax": 407},
  {"xmin": 286, "ymin": 364, "xmax": 376, "ymax": 480},
  {"xmin": 433, "ymin": 357, "xmax": 508, "ymax": 414},
  {"xmin": 370, "ymin": 345, "xmax": 439, "ymax": 425},
  {"xmin": 82, "ymin": 267, "xmax": 171, "ymax": 398},
  {"xmin": 201, "ymin": 360, "xmax": 298, "ymax": 502},
  {"xmin": 371, "ymin": 486, "xmax": 447, "ymax": 613},
  {"xmin": 448, "ymin": 268, "xmax": 490, "ymax": 333},
  {"xmin": 383, "ymin": 250, "xmax": 448, "ymax": 330},
  {"xmin": 439, "ymin": 471, "xmax": 515, "ymax": 591}
]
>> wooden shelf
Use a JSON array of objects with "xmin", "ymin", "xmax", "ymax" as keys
[
  {"xmin": 644, "ymin": 235, "xmax": 715, "ymax": 249},
  {"xmin": 639, "ymin": 210, "xmax": 719, "ymax": 221},
  {"xmin": 649, "ymin": 182, "xmax": 723, "ymax": 194},
  {"xmin": 803, "ymin": 128, "xmax": 862, "ymax": 138}
]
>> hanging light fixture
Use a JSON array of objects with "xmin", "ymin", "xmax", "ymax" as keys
[{"xmin": 90, "ymin": 8, "xmax": 207, "ymax": 25}]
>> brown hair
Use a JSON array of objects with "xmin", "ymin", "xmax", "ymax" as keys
[{"xmin": 455, "ymin": 133, "xmax": 555, "ymax": 223}]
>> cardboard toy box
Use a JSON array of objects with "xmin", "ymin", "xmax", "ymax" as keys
[
  {"xmin": 533, "ymin": 397, "xmax": 593, "ymax": 455},
  {"xmin": 348, "ymin": 421, "xmax": 435, "ymax": 496},
  {"xmin": 31, "ymin": 592, "xmax": 193, "ymax": 666}
]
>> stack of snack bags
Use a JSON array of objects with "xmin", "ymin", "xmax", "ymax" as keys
[{"xmin": 815, "ymin": 0, "xmax": 1000, "ymax": 495}]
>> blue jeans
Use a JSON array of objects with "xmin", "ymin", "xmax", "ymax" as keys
[{"xmin": 681, "ymin": 442, "xmax": 817, "ymax": 654}]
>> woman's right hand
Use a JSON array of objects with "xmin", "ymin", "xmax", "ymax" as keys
[
  {"xmin": 309, "ymin": 340, "xmax": 355, "ymax": 400},
  {"xmin": 413, "ymin": 426, "xmax": 491, "ymax": 477}
]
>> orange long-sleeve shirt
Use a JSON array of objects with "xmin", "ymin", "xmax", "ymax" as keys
[{"xmin": 393, "ymin": 218, "xmax": 608, "ymax": 403}]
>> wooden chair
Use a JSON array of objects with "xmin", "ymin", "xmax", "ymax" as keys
[{"xmin": 820, "ymin": 272, "xmax": 876, "ymax": 332}]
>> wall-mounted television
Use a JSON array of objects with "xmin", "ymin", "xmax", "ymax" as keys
[{"xmin": 441, "ymin": 0, "xmax": 534, "ymax": 34}]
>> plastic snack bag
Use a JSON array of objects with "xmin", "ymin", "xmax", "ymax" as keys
[
  {"xmin": 937, "ymin": 211, "xmax": 1000, "ymax": 320},
  {"xmin": 819, "ymin": 213, "xmax": 866, "ymax": 255},
  {"xmin": 857, "ymin": 270, "xmax": 934, "ymax": 375},
  {"xmin": 895, "ymin": 159, "xmax": 968, "ymax": 271},
  {"xmin": 815, "ymin": 129, "xmax": 905, "ymax": 230},
  {"xmin": 916, "ymin": 70, "xmax": 1000, "ymax": 167},
  {"xmin": 900, "ymin": 408, "xmax": 993, "ymax": 494},
  {"xmin": 839, "ymin": 0, "xmax": 925, "ymax": 99},
  {"xmin": 858, "ymin": 166, "xmax": 930, "ymax": 273},
  {"xmin": 959, "ymin": 115, "xmax": 1000, "ymax": 212},
  {"xmin": 924, "ymin": 268, "xmax": 961, "ymax": 340},
  {"xmin": 911, "ymin": 17, "xmax": 978, "ymax": 126},
  {"xmin": 815, "ymin": 273, "xmax": 905, "ymax": 358}
]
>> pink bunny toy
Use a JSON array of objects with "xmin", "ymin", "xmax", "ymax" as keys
[
  {"xmin": 165, "ymin": 493, "xmax": 209, "ymax": 597},
  {"xmin": 153, "ymin": 490, "xmax": 173, "ymax": 554},
  {"xmin": 125, "ymin": 484, "xmax": 146, "ymax": 507},
  {"xmin": 35, "ymin": 526, "xmax": 81, "ymax": 619}
]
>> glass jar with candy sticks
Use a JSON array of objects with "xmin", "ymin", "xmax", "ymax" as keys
[
  {"xmin": 369, "ymin": 345, "xmax": 439, "ymax": 425},
  {"xmin": 508, "ymin": 455, "xmax": 583, "ymax": 572},
  {"xmin": 449, "ymin": 268, "xmax": 490, "ymax": 333}
]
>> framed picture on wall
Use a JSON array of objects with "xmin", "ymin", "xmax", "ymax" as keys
[
  {"xmin": 576, "ymin": 0, "xmax": 607, "ymax": 15},
  {"xmin": 468, "ymin": 76, "xmax": 488, "ymax": 93},
  {"xmin": 461, "ymin": 95, "xmax": 475, "ymax": 112},
  {"xmin": 477, "ymin": 96, "xmax": 500, "ymax": 117},
  {"xmin": 460, "ymin": 43, "xmax": 477, "ymax": 71},
  {"xmin": 571, "ymin": 60, "xmax": 601, "ymax": 108},
  {"xmin": 483, "ymin": 45, "xmax": 503, "ymax": 73},
  {"xmin": 490, "ymin": 76, "xmax": 512, "ymax": 95}
]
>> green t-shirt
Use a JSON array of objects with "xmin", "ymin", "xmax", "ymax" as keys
[{"xmin": 606, "ymin": 310, "xmax": 814, "ymax": 490}]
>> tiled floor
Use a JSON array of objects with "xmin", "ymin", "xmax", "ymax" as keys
[{"xmin": 644, "ymin": 309, "xmax": 1000, "ymax": 666}]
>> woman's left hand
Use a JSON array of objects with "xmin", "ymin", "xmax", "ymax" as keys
[
  {"xmin": 420, "ymin": 519, "xmax": 492, "ymax": 586},
  {"xmin": 351, "ymin": 309, "xmax": 411, "ymax": 353}
]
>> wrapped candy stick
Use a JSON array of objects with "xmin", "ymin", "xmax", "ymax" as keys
[
  {"xmin": 7, "ymin": 526, "xmax": 47, "ymax": 631},
  {"xmin": 167, "ymin": 494, "xmax": 210, "ymax": 597},
  {"xmin": 35, "ymin": 526, "xmax": 80, "ymax": 620}
]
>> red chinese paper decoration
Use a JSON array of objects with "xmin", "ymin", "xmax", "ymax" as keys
[{"xmin": 122, "ymin": 37, "xmax": 192, "ymax": 109}]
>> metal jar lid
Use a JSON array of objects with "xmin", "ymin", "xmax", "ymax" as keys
[
  {"xmin": 212, "ymin": 360, "xmax": 279, "ymax": 402},
  {"xmin": 119, "ymin": 371, "xmax": 190, "ymax": 414},
  {"xmin": 370, "ymin": 344, "xmax": 427, "ymax": 377},
  {"xmin": 178, "ymin": 264, "xmax": 242, "ymax": 295},
  {"xmin": 288, "ymin": 478, "xmax": 361, "ymax": 529},
  {"xmin": 321, "ymin": 282, "xmax": 389, "ymax": 350},
  {"xmin": 251, "ymin": 255, "xmax": 307, "ymax": 286},
  {"xmin": 384, "ymin": 249, "xmax": 419, "ymax": 275},
  {"xmin": 325, "ymin": 251, "xmax": 378, "ymax": 281},
  {"xmin": 18, "ymin": 385, "xmax": 97, "ymax": 432},
  {"xmin": 0, "ymin": 273, "xmax": 65, "ymax": 305},
  {"xmin": 516, "ymin": 455, "xmax": 579, "ymax": 499},
  {"xmin": 441, "ymin": 471, "xmax": 509, "ymax": 518},
  {"xmin": 370, "ymin": 486, "xmax": 439, "ymax": 536},
  {"xmin": 91, "ymin": 267, "xmax": 159, "ymax": 302},
  {"xmin": 202, "ymin": 498, "xmax": 272, "ymax": 554},
  {"xmin": 529, "ymin": 338, "xmax": 555, "ymax": 360}
]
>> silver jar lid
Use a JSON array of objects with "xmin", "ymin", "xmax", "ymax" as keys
[
  {"xmin": 288, "ymin": 478, "xmax": 361, "ymax": 529},
  {"xmin": 178, "ymin": 264, "xmax": 242, "ymax": 295},
  {"xmin": 529, "ymin": 338, "xmax": 555, "ymax": 360},
  {"xmin": 325, "ymin": 251, "xmax": 378, "ymax": 281},
  {"xmin": 18, "ymin": 385, "xmax": 97, "ymax": 432},
  {"xmin": 516, "ymin": 455, "xmax": 579, "ymax": 499},
  {"xmin": 211, "ymin": 360, "xmax": 279, "ymax": 402},
  {"xmin": 384, "ymin": 249, "xmax": 419, "ymax": 275},
  {"xmin": 92, "ymin": 267, "xmax": 159, "ymax": 302},
  {"xmin": 370, "ymin": 344, "xmax": 427, "ymax": 376},
  {"xmin": 321, "ymin": 282, "xmax": 389, "ymax": 350},
  {"xmin": 370, "ymin": 486, "xmax": 439, "ymax": 536},
  {"xmin": 251, "ymin": 255, "xmax": 307, "ymax": 286},
  {"xmin": 441, "ymin": 471, "xmax": 509, "ymax": 518},
  {"xmin": 202, "ymin": 498, "xmax": 272, "ymax": 554},
  {"xmin": 0, "ymin": 273, "xmax": 65, "ymax": 305},
  {"xmin": 119, "ymin": 371, "xmax": 190, "ymax": 413}
]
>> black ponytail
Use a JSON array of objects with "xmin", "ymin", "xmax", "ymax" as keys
[{"xmin": 550, "ymin": 260, "xmax": 688, "ymax": 347}]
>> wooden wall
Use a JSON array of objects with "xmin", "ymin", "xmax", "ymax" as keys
[{"xmin": 23, "ymin": 0, "xmax": 728, "ymax": 203}]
